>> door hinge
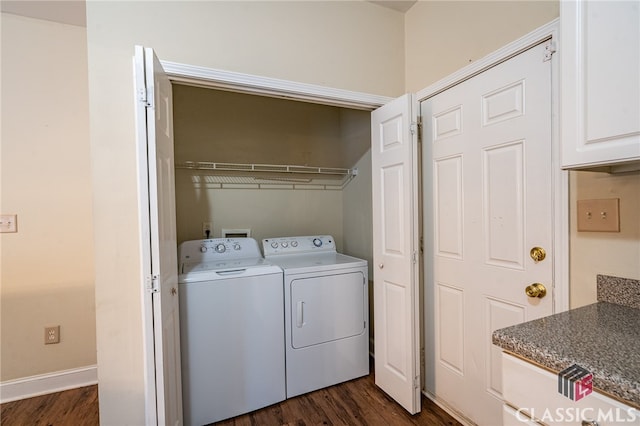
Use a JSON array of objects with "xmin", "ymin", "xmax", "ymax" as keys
[
  {"xmin": 413, "ymin": 375, "xmax": 420, "ymax": 390},
  {"xmin": 410, "ymin": 117, "xmax": 422, "ymax": 138},
  {"xmin": 543, "ymin": 40, "xmax": 556, "ymax": 62},
  {"xmin": 412, "ymin": 250, "xmax": 418, "ymax": 264},
  {"xmin": 146, "ymin": 274, "xmax": 160, "ymax": 293},
  {"xmin": 138, "ymin": 86, "xmax": 152, "ymax": 108},
  {"xmin": 410, "ymin": 121, "xmax": 417, "ymax": 136}
]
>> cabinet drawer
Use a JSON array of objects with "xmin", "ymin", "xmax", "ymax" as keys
[
  {"xmin": 502, "ymin": 353, "xmax": 639, "ymax": 425},
  {"xmin": 504, "ymin": 404, "xmax": 540, "ymax": 426}
]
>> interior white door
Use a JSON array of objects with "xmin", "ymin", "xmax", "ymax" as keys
[
  {"xmin": 422, "ymin": 42, "xmax": 553, "ymax": 425},
  {"xmin": 134, "ymin": 46, "xmax": 182, "ymax": 426},
  {"xmin": 371, "ymin": 94, "xmax": 421, "ymax": 414}
]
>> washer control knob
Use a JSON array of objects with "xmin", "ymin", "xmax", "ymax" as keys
[
  {"xmin": 271, "ymin": 242, "xmax": 279, "ymax": 248},
  {"xmin": 291, "ymin": 241, "xmax": 298, "ymax": 247},
  {"xmin": 215, "ymin": 243, "xmax": 226, "ymax": 253},
  {"xmin": 313, "ymin": 238, "xmax": 322, "ymax": 247},
  {"xmin": 200, "ymin": 246, "xmax": 208, "ymax": 253},
  {"xmin": 233, "ymin": 243, "xmax": 241, "ymax": 250},
  {"xmin": 281, "ymin": 242, "xmax": 289, "ymax": 248}
]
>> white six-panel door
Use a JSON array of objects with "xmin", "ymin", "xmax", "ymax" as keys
[
  {"xmin": 422, "ymin": 42, "xmax": 554, "ymax": 425},
  {"xmin": 371, "ymin": 94, "xmax": 421, "ymax": 414}
]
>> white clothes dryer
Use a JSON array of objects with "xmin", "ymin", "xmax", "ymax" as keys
[
  {"xmin": 262, "ymin": 235, "xmax": 369, "ymax": 398},
  {"xmin": 179, "ymin": 238, "xmax": 285, "ymax": 426}
]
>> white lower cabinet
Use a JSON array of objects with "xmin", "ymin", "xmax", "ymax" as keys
[{"xmin": 501, "ymin": 353, "xmax": 640, "ymax": 425}]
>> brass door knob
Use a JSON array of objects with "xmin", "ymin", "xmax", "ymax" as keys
[
  {"xmin": 525, "ymin": 283, "xmax": 547, "ymax": 298},
  {"xmin": 530, "ymin": 247, "xmax": 546, "ymax": 263}
]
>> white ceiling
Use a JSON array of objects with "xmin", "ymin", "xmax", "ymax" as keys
[{"xmin": 1, "ymin": 0, "xmax": 417, "ymax": 28}]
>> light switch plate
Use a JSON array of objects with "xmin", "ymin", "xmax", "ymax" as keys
[
  {"xmin": 0, "ymin": 214, "xmax": 17, "ymax": 233},
  {"xmin": 577, "ymin": 198, "xmax": 620, "ymax": 232}
]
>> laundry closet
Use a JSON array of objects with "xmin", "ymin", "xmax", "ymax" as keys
[{"xmin": 171, "ymin": 83, "xmax": 374, "ymax": 268}]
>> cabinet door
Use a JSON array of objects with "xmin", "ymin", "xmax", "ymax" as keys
[{"xmin": 561, "ymin": 1, "xmax": 640, "ymax": 168}]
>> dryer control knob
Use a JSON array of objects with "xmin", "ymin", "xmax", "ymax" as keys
[
  {"xmin": 291, "ymin": 241, "xmax": 298, "ymax": 247},
  {"xmin": 313, "ymin": 238, "xmax": 322, "ymax": 247},
  {"xmin": 233, "ymin": 243, "xmax": 241, "ymax": 250},
  {"xmin": 281, "ymin": 242, "xmax": 289, "ymax": 248},
  {"xmin": 215, "ymin": 243, "xmax": 226, "ymax": 253},
  {"xmin": 271, "ymin": 242, "xmax": 279, "ymax": 248},
  {"xmin": 200, "ymin": 246, "xmax": 207, "ymax": 253}
]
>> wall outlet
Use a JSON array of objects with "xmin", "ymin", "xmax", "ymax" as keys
[
  {"xmin": 45, "ymin": 326, "xmax": 60, "ymax": 345},
  {"xmin": 0, "ymin": 214, "xmax": 17, "ymax": 233},
  {"xmin": 202, "ymin": 222, "xmax": 212, "ymax": 238}
]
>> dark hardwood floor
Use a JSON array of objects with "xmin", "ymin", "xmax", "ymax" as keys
[
  {"xmin": 0, "ymin": 368, "xmax": 461, "ymax": 426},
  {"xmin": 0, "ymin": 384, "xmax": 99, "ymax": 426},
  {"xmin": 215, "ymin": 368, "xmax": 462, "ymax": 426}
]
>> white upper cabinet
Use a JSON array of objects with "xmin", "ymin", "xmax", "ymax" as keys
[{"xmin": 560, "ymin": 1, "xmax": 640, "ymax": 169}]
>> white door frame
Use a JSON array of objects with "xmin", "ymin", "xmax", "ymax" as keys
[
  {"xmin": 160, "ymin": 61, "xmax": 393, "ymax": 110},
  {"xmin": 139, "ymin": 59, "xmax": 392, "ymax": 423},
  {"xmin": 417, "ymin": 18, "xmax": 568, "ymax": 316}
]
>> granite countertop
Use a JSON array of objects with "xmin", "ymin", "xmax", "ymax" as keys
[{"xmin": 492, "ymin": 275, "xmax": 640, "ymax": 408}]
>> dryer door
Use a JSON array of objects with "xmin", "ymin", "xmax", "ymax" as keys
[{"xmin": 290, "ymin": 271, "xmax": 366, "ymax": 349}]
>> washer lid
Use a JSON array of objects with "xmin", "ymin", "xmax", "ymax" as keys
[
  {"xmin": 179, "ymin": 258, "xmax": 282, "ymax": 283},
  {"xmin": 265, "ymin": 252, "xmax": 366, "ymax": 273}
]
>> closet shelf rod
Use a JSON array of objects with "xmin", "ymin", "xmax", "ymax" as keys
[{"xmin": 176, "ymin": 161, "xmax": 354, "ymax": 176}]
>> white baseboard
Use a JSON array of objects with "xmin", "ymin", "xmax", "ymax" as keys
[{"xmin": 0, "ymin": 365, "xmax": 98, "ymax": 404}]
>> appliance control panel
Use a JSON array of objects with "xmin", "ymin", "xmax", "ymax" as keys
[
  {"xmin": 179, "ymin": 238, "xmax": 262, "ymax": 263},
  {"xmin": 262, "ymin": 235, "xmax": 336, "ymax": 256}
]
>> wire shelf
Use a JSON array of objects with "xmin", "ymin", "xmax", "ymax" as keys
[{"xmin": 175, "ymin": 161, "xmax": 358, "ymax": 190}]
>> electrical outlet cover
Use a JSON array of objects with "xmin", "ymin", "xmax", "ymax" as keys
[
  {"xmin": 202, "ymin": 222, "xmax": 212, "ymax": 238},
  {"xmin": 45, "ymin": 325, "xmax": 60, "ymax": 344}
]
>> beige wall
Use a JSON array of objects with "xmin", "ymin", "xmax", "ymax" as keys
[
  {"xmin": 175, "ymin": 175, "xmax": 345, "ymax": 248},
  {"xmin": 405, "ymin": 1, "xmax": 559, "ymax": 91},
  {"xmin": 569, "ymin": 171, "xmax": 640, "ymax": 308},
  {"xmin": 172, "ymin": 84, "xmax": 371, "ymax": 169},
  {"xmin": 85, "ymin": 1, "xmax": 403, "ymax": 423},
  {"xmin": 343, "ymin": 150, "xmax": 374, "ymax": 277},
  {"xmin": 173, "ymin": 83, "xmax": 372, "ymax": 250},
  {"xmin": 91, "ymin": 1, "xmax": 405, "ymax": 97},
  {"xmin": 0, "ymin": 14, "xmax": 95, "ymax": 381}
]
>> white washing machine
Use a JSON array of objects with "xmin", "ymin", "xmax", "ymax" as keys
[
  {"xmin": 262, "ymin": 235, "xmax": 369, "ymax": 398},
  {"xmin": 178, "ymin": 238, "xmax": 285, "ymax": 426}
]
